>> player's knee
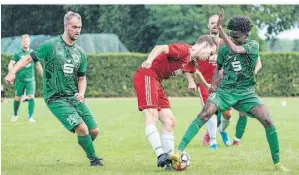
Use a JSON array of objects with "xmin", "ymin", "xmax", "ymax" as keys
[
  {"xmin": 90, "ymin": 128, "xmax": 99, "ymax": 136},
  {"xmin": 15, "ymin": 96, "xmax": 21, "ymax": 101},
  {"xmin": 163, "ymin": 117, "xmax": 175, "ymax": 131},
  {"xmin": 75, "ymin": 123, "xmax": 89, "ymax": 136},
  {"xmin": 27, "ymin": 95, "xmax": 34, "ymax": 99},
  {"xmin": 198, "ymin": 111, "xmax": 209, "ymax": 123},
  {"xmin": 222, "ymin": 109, "xmax": 232, "ymax": 120},
  {"xmin": 262, "ymin": 116, "xmax": 273, "ymax": 127}
]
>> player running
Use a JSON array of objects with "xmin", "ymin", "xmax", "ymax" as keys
[
  {"xmin": 132, "ymin": 35, "xmax": 217, "ymax": 169},
  {"xmin": 5, "ymin": 11, "xmax": 103, "ymax": 166}
]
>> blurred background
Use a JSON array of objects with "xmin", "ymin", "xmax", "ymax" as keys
[{"xmin": 1, "ymin": 5, "xmax": 299, "ymax": 97}]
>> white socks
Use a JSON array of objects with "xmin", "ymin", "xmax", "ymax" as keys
[
  {"xmin": 219, "ymin": 117, "xmax": 231, "ymax": 132},
  {"xmin": 145, "ymin": 125, "xmax": 164, "ymax": 156},
  {"xmin": 161, "ymin": 131, "xmax": 174, "ymax": 154},
  {"xmin": 207, "ymin": 114, "xmax": 218, "ymax": 145}
]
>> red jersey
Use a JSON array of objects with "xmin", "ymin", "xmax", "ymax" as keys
[
  {"xmin": 137, "ymin": 43, "xmax": 196, "ymax": 82},
  {"xmin": 197, "ymin": 39, "xmax": 224, "ymax": 84}
]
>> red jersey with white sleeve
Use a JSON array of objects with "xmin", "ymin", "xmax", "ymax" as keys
[{"xmin": 137, "ymin": 43, "xmax": 196, "ymax": 82}]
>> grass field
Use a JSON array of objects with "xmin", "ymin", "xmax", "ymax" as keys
[{"xmin": 1, "ymin": 97, "xmax": 299, "ymax": 175}]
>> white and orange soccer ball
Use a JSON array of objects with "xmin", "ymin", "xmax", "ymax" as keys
[{"xmin": 171, "ymin": 151, "xmax": 191, "ymax": 171}]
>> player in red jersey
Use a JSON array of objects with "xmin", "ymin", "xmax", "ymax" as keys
[{"xmin": 132, "ymin": 35, "xmax": 217, "ymax": 169}]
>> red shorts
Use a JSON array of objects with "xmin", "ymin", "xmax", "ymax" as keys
[
  {"xmin": 197, "ymin": 84, "xmax": 209, "ymax": 107},
  {"xmin": 133, "ymin": 71, "xmax": 170, "ymax": 111}
]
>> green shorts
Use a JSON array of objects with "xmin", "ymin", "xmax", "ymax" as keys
[
  {"xmin": 207, "ymin": 87, "xmax": 262, "ymax": 117},
  {"xmin": 47, "ymin": 97, "xmax": 98, "ymax": 132},
  {"xmin": 15, "ymin": 79, "xmax": 35, "ymax": 97}
]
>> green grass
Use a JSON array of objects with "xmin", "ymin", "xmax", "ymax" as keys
[{"xmin": 2, "ymin": 97, "xmax": 299, "ymax": 175}]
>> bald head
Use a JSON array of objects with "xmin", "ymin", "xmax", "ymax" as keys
[{"xmin": 208, "ymin": 15, "xmax": 219, "ymax": 35}]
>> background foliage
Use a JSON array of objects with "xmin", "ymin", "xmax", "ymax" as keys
[{"xmin": 2, "ymin": 52, "xmax": 299, "ymax": 97}]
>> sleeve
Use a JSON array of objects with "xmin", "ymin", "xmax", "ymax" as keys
[
  {"xmin": 217, "ymin": 45, "xmax": 225, "ymax": 69},
  {"xmin": 241, "ymin": 40, "xmax": 259, "ymax": 55},
  {"xmin": 30, "ymin": 41, "xmax": 51, "ymax": 62},
  {"xmin": 77, "ymin": 52, "xmax": 87, "ymax": 77},
  {"xmin": 168, "ymin": 43, "xmax": 189, "ymax": 59},
  {"xmin": 182, "ymin": 61, "xmax": 196, "ymax": 73},
  {"xmin": 12, "ymin": 53, "xmax": 19, "ymax": 61}
]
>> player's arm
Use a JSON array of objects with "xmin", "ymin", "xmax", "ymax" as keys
[
  {"xmin": 254, "ymin": 56, "xmax": 262, "ymax": 74},
  {"xmin": 141, "ymin": 45, "xmax": 169, "ymax": 69},
  {"xmin": 35, "ymin": 62, "xmax": 43, "ymax": 77},
  {"xmin": 5, "ymin": 55, "xmax": 34, "ymax": 84},
  {"xmin": 194, "ymin": 69, "xmax": 210, "ymax": 89},
  {"xmin": 209, "ymin": 66, "xmax": 222, "ymax": 93},
  {"xmin": 75, "ymin": 52, "xmax": 88, "ymax": 103},
  {"xmin": 217, "ymin": 9, "xmax": 246, "ymax": 54},
  {"xmin": 8, "ymin": 60, "xmax": 16, "ymax": 72},
  {"xmin": 185, "ymin": 72, "xmax": 197, "ymax": 92}
]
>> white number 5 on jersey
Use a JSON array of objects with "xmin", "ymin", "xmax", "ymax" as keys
[
  {"xmin": 231, "ymin": 60, "xmax": 242, "ymax": 71},
  {"xmin": 63, "ymin": 63, "xmax": 74, "ymax": 74}
]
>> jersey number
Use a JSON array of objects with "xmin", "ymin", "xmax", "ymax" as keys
[
  {"xmin": 231, "ymin": 61, "xmax": 242, "ymax": 71},
  {"xmin": 67, "ymin": 115, "xmax": 76, "ymax": 126},
  {"xmin": 63, "ymin": 63, "xmax": 74, "ymax": 74}
]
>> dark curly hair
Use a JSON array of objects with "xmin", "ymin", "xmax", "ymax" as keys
[{"xmin": 227, "ymin": 16, "xmax": 253, "ymax": 34}]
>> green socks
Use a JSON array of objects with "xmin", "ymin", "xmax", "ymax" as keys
[
  {"xmin": 265, "ymin": 125, "xmax": 280, "ymax": 164},
  {"xmin": 235, "ymin": 115, "xmax": 248, "ymax": 141},
  {"xmin": 78, "ymin": 135, "xmax": 97, "ymax": 160},
  {"xmin": 13, "ymin": 100, "xmax": 21, "ymax": 116},
  {"xmin": 178, "ymin": 118, "xmax": 205, "ymax": 151},
  {"xmin": 28, "ymin": 99, "xmax": 35, "ymax": 118}
]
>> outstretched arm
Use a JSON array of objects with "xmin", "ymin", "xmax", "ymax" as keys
[
  {"xmin": 5, "ymin": 55, "xmax": 33, "ymax": 84},
  {"xmin": 194, "ymin": 69, "xmax": 210, "ymax": 89},
  {"xmin": 217, "ymin": 9, "xmax": 246, "ymax": 54}
]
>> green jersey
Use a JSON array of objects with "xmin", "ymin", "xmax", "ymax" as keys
[
  {"xmin": 12, "ymin": 49, "xmax": 37, "ymax": 82},
  {"xmin": 217, "ymin": 39, "xmax": 259, "ymax": 89},
  {"xmin": 30, "ymin": 36, "xmax": 87, "ymax": 103}
]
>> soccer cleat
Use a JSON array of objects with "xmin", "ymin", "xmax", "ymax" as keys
[
  {"xmin": 157, "ymin": 153, "xmax": 170, "ymax": 168},
  {"xmin": 90, "ymin": 157, "xmax": 103, "ymax": 166},
  {"xmin": 219, "ymin": 131, "xmax": 230, "ymax": 146},
  {"xmin": 11, "ymin": 115, "xmax": 18, "ymax": 122},
  {"xmin": 202, "ymin": 130, "xmax": 210, "ymax": 146},
  {"xmin": 28, "ymin": 118, "xmax": 36, "ymax": 123},
  {"xmin": 209, "ymin": 144, "xmax": 218, "ymax": 150},
  {"xmin": 169, "ymin": 150, "xmax": 182, "ymax": 165},
  {"xmin": 275, "ymin": 162, "xmax": 289, "ymax": 172},
  {"xmin": 232, "ymin": 140, "xmax": 241, "ymax": 146},
  {"xmin": 163, "ymin": 162, "xmax": 172, "ymax": 171}
]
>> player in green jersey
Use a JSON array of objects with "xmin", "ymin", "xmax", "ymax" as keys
[
  {"xmin": 8, "ymin": 34, "xmax": 43, "ymax": 122},
  {"xmin": 170, "ymin": 10, "xmax": 288, "ymax": 171},
  {"xmin": 5, "ymin": 11, "xmax": 103, "ymax": 166}
]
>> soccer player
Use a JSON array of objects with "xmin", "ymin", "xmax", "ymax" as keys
[
  {"xmin": 5, "ymin": 11, "xmax": 103, "ymax": 166},
  {"xmin": 132, "ymin": 35, "xmax": 217, "ymax": 169},
  {"xmin": 187, "ymin": 15, "xmax": 232, "ymax": 149},
  {"xmin": 171, "ymin": 10, "xmax": 288, "ymax": 171},
  {"xmin": 8, "ymin": 34, "xmax": 43, "ymax": 122}
]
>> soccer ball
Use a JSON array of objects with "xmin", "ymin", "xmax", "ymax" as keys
[{"xmin": 171, "ymin": 151, "xmax": 191, "ymax": 171}]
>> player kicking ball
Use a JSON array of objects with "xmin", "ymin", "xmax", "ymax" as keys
[
  {"xmin": 132, "ymin": 35, "xmax": 217, "ymax": 169},
  {"xmin": 170, "ymin": 9, "xmax": 288, "ymax": 171}
]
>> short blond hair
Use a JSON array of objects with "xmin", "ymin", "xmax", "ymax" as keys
[
  {"xmin": 21, "ymin": 34, "xmax": 30, "ymax": 40},
  {"xmin": 64, "ymin": 11, "xmax": 81, "ymax": 25}
]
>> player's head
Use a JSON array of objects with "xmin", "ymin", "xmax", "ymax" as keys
[
  {"xmin": 227, "ymin": 16, "xmax": 253, "ymax": 45},
  {"xmin": 64, "ymin": 11, "xmax": 82, "ymax": 41},
  {"xmin": 191, "ymin": 35, "xmax": 217, "ymax": 61},
  {"xmin": 21, "ymin": 34, "xmax": 30, "ymax": 50},
  {"xmin": 208, "ymin": 15, "xmax": 219, "ymax": 35}
]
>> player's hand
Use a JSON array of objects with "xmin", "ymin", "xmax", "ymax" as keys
[
  {"xmin": 206, "ymin": 83, "xmax": 211, "ymax": 90},
  {"xmin": 217, "ymin": 9, "xmax": 224, "ymax": 28},
  {"xmin": 141, "ymin": 60, "xmax": 152, "ymax": 69},
  {"xmin": 75, "ymin": 93, "xmax": 84, "ymax": 103},
  {"xmin": 4, "ymin": 72, "xmax": 16, "ymax": 85},
  {"xmin": 188, "ymin": 81, "xmax": 197, "ymax": 92},
  {"xmin": 208, "ymin": 85, "xmax": 217, "ymax": 93}
]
